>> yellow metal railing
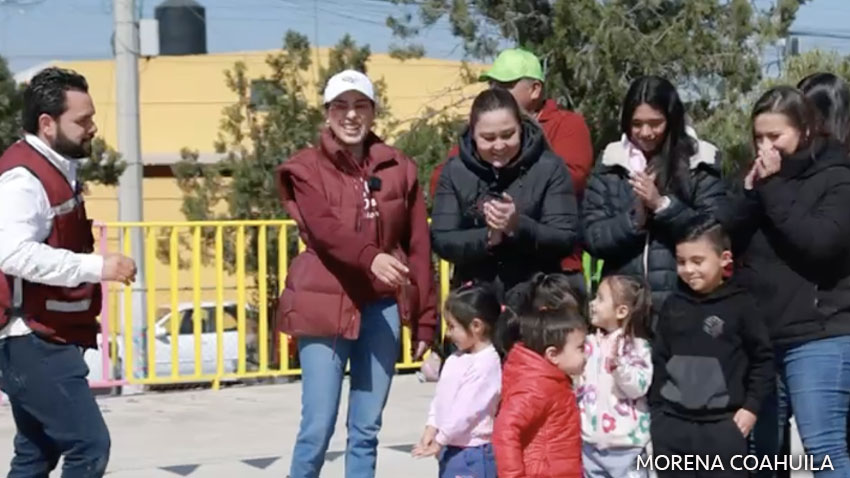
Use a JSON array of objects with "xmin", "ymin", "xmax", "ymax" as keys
[{"xmin": 98, "ymin": 220, "xmax": 451, "ymax": 388}]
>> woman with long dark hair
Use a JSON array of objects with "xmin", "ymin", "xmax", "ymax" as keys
[
  {"xmin": 430, "ymin": 88, "xmax": 579, "ymax": 299},
  {"xmin": 742, "ymin": 73, "xmax": 850, "ymax": 478},
  {"xmin": 582, "ymin": 75, "xmax": 725, "ymax": 328},
  {"xmin": 798, "ymin": 71, "xmax": 850, "ymax": 474},
  {"xmin": 798, "ymin": 72, "xmax": 850, "ymax": 150}
]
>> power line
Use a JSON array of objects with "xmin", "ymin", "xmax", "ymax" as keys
[
  {"xmin": 0, "ymin": 0, "xmax": 45, "ymax": 5},
  {"xmin": 1, "ymin": 52, "xmax": 110, "ymax": 59},
  {"xmin": 316, "ymin": 6, "xmax": 387, "ymax": 27},
  {"xmin": 789, "ymin": 29, "xmax": 850, "ymax": 41},
  {"xmin": 204, "ymin": 1, "xmax": 297, "ymax": 10},
  {"xmin": 3, "ymin": 0, "xmax": 458, "ymax": 67}
]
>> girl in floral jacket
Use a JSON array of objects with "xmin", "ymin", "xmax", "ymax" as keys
[{"xmin": 577, "ymin": 275, "xmax": 653, "ymax": 478}]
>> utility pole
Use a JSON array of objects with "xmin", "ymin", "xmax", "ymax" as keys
[
  {"xmin": 114, "ymin": 0, "xmax": 147, "ymax": 393},
  {"xmin": 785, "ymin": 36, "xmax": 800, "ymax": 59}
]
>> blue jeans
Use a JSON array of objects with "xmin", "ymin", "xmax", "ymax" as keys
[
  {"xmin": 752, "ymin": 335, "xmax": 850, "ymax": 478},
  {"xmin": 0, "ymin": 334, "xmax": 111, "ymax": 478},
  {"xmin": 439, "ymin": 444, "xmax": 496, "ymax": 478},
  {"xmin": 289, "ymin": 299, "xmax": 400, "ymax": 478}
]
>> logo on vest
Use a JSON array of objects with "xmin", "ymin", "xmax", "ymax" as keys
[{"xmin": 362, "ymin": 178, "xmax": 379, "ymax": 219}]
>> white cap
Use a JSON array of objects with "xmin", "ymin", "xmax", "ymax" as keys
[{"xmin": 322, "ymin": 69, "xmax": 376, "ymax": 105}]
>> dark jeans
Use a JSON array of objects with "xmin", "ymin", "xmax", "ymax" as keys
[
  {"xmin": 0, "ymin": 334, "xmax": 110, "ymax": 478},
  {"xmin": 439, "ymin": 444, "xmax": 496, "ymax": 478}
]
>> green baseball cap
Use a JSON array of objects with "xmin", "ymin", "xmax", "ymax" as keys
[{"xmin": 479, "ymin": 48, "xmax": 544, "ymax": 82}]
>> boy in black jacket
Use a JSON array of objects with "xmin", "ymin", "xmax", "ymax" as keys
[{"xmin": 650, "ymin": 221, "xmax": 773, "ymax": 478}]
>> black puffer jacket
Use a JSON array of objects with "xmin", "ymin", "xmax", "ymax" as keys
[
  {"xmin": 582, "ymin": 136, "xmax": 725, "ymax": 322},
  {"xmin": 720, "ymin": 139, "xmax": 850, "ymax": 347},
  {"xmin": 430, "ymin": 119, "xmax": 578, "ymax": 295}
]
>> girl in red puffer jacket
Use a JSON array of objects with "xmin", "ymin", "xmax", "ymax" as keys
[{"xmin": 493, "ymin": 307, "xmax": 588, "ymax": 478}]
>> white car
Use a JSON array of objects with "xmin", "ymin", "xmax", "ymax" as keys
[{"xmin": 85, "ymin": 301, "xmax": 259, "ymax": 383}]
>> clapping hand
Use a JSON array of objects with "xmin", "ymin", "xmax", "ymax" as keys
[
  {"xmin": 628, "ymin": 172, "xmax": 664, "ymax": 211},
  {"xmin": 483, "ymin": 193, "xmax": 518, "ymax": 234}
]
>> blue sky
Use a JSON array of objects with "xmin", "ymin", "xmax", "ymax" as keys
[{"xmin": 1, "ymin": 0, "xmax": 849, "ymax": 73}]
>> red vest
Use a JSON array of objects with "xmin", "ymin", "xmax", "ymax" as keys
[{"xmin": 0, "ymin": 141, "xmax": 102, "ymax": 347}]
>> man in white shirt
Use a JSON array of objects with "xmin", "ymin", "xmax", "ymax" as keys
[{"xmin": 0, "ymin": 67, "xmax": 136, "ymax": 478}]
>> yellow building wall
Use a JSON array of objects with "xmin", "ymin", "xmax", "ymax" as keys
[{"xmin": 52, "ymin": 49, "xmax": 484, "ymax": 164}]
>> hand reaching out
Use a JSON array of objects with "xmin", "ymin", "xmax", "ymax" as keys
[
  {"xmin": 370, "ymin": 253, "xmax": 409, "ymax": 287},
  {"xmin": 102, "ymin": 253, "xmax": 137, "ymax": 285}
]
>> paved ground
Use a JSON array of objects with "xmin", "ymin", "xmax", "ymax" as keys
[
  {"xmin": 0, "ymin": 375, "xmax": 439, "ymax": 477},
  {"xmin": 0, "ymin": 375, "xmax": 814, "ymax": 477}
]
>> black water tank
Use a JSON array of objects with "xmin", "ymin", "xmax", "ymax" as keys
[{"xmin": 155, "ymin": 0, "xmax": 207, "ymax": 56}]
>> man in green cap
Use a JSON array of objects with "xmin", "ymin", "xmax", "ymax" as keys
[{"xmin": 429, "ymin": 47, "xmax": 593, "ymax": 296}]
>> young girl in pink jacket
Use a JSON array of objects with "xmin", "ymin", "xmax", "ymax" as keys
[{"xmin": 413, "ymin": 282, "xmax": 502, "ymax": 478}]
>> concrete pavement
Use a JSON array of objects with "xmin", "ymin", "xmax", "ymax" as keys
[
  {"xmin": 0, "ymin": 375, "xmax": 439, "ymax": 477},
  {"xmin": 0, "ymin": 374, "xmax": 814, "ymax": 477}
]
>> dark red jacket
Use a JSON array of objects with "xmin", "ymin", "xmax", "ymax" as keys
[
  {"xmin": 430, "ymin": 100, "xmax": 593, "ymax": 272},
  {"xmin": 0, "ymin": 141, "xmax": 102, "ymax": 347},
  {"xmin": 275, "ymin": 128, "xmax": 437, "ymax": 343},
  {"xmin": 493, "ymin": 343, "xmax": 582, "ymax": 478}
]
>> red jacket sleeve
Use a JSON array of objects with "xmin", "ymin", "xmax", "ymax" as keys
[
  {"xmin": 404, "ymin": 159, "xmax": 438, "ymax": 344},
  {"xmin": 428, "ymin": 144, "xmax": 459, "ymax": 200},
  {"xmin": 277, "ymin": 159, "xmax": 381, "ymax": 273},
  {"xmin": 493, "ymin": 388, "xmax": 548, "ymax": 478},
  {"xmin": 549, "ymin": 113, "xmax": 593, "ymax": 196}
]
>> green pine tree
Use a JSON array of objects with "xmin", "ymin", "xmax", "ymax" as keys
[{"xmin": 387, "ymin": 0, "xmax": 813, "ymax": 172}]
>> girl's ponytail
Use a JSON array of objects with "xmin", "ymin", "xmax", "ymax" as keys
[
  {"xmin": 497, "ymin": 273, "xmax": 587, "ymax": 357},
  {"xmin": 504, "ymin": 272, "xmax": 583, "ymax": 316},
  {"xmin": 606, "ymin": 275, "xmax": 652, "ymax": 340},
  {"xmin": 444, "ymin": 280, "xmax": 502, "ymax": 332},
  {"xmin": 494, "ymin": 305, "xmax": 521, "ymax": 358}
]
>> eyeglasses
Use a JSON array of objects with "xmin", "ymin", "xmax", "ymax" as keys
[{"xmin": 327, "ymin": 100, "xmax": 373, "ymax": 114}]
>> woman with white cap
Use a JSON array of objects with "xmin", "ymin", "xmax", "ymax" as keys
[{"xmin": 275, "ymin": 69, "xmax": 437, "ymax": 478}]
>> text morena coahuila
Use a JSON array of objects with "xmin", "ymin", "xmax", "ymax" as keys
[{"xmin": 637, "ymin": 454, "xmax": 834, "ymax": 472}]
